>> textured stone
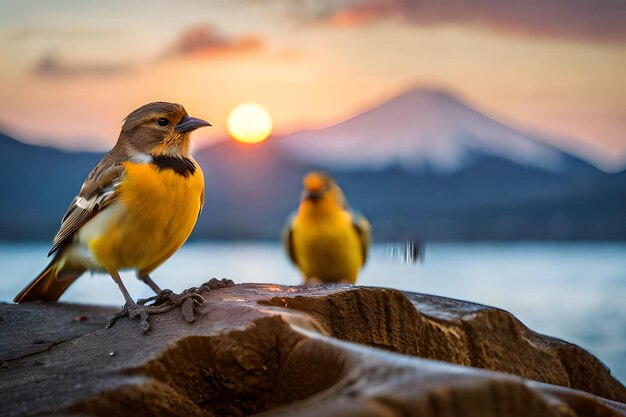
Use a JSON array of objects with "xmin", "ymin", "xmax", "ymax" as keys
[{"xmin": 0, "ymin": 284, "xmax": 624, "ymax": 417}]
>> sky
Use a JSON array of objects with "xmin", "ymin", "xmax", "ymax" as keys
[{"xmin": 0, "ymin": 0, "xmax": 625, "ymax": 167}]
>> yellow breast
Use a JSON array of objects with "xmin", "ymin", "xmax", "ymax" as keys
[
  {"xmin": 87, "ymin": 161, "xmax": 204, "ymax": 274},
  {"xmin": 291, "ymin": 204, "xmax": 364, "ymax": 283}
]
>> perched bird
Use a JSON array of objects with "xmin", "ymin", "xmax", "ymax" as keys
[
  {"xmin": 14, "ymin": 102, "xmax": 210, "ymax": 329},
  {"xmin": 283, "ymin": 171, "xmax": 371, "ymax": 284}
]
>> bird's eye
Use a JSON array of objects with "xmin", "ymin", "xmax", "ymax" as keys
[{"xmin": 157, "ymin": 118, "xmax": 170, "ymax": 127}]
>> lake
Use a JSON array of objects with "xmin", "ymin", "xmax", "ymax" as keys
[{"xmin": 1, "ymin": 241, "xmax": 625, "ymax": 383}]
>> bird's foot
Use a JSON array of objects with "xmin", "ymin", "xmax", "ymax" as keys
[
  {"xmin": 107, "ymin": 301, "xmax": 183, "ymax": 333},
  {"xmin": 165, "ymin": 278, "xmax": 235, "ymax": 320},
  {"xmin": 108, "ymin": 278, "xmax": 234, "ymax": 333},
  {"xmin": 137, "ymin": 289, "xmax": 206, "ymax": 323}
]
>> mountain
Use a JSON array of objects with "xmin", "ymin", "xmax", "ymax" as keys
[
  {"xmin": 0, "ymin": 88, "xmax": 625, "ymax": 241},
  {"xmin": 279, "ymin": 88, "xmax": 599, "ymax": 175},
  {"xmin": 0, "ymin": 132, "xmax": 101, "ymax": 240}
]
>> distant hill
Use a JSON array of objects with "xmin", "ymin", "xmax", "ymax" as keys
[
  {"xmin": 194, "ymin": 140, "xmax": 626, "ymax": 241},
  {"xmin": 1, "ymin": 88, "xmax": 625, "ymax": 241},
  {"xmin": 0, "ymin": 132, "xmax": 101, "ymax": 240}
]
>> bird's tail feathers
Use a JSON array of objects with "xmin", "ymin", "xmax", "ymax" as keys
[{"xmin": 14, "ymin": 256, "xmax": 85, "ymax": 303}]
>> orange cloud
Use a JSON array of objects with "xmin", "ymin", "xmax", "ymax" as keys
[
  {"xmin": 162, "ymin": 25, "xmax": 263, "ymax": 59},
  {"xmin": 308, "ymin": 0, "xmax": 626, "ymax": 42}
]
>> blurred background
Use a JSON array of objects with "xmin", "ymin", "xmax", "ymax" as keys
[{"xmin": 0, "ymin": 1, "xmax": 625, "ymax": 381}]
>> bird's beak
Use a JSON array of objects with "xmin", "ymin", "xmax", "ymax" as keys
[
  {"xmin": 303, "ymin": 190, "xmax": 323, "ymax": 202},
  {"xmin": 175, "ymin": 115, "xmax": 212, "ymax": 133}
]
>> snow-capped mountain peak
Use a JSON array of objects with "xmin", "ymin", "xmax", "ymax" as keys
[{"xmin": 279, "ymin": 88, "xmax": 567, "ymax": 172}]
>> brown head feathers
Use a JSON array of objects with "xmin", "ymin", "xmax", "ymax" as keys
[
  {"xmin": 123, "ymin": 102, "xmax": 187, "ymax": 131},
  {"xmin": 116, "ymin": 102, "xmax": 209, "ymax": 159}
]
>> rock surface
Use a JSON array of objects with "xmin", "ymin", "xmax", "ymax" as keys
[{"xmin": 0, "ymin": 284, "xmax": 625, "ymax": 417}]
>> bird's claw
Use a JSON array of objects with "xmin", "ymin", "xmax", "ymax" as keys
[
  {"xmin": 137, "ymin": 295, "xmax": 157, "ymax": 305},
  {"xmin": 209, "ymin": 277, "xmax": 236, "ymax": 289},
  {"xmin": 196, "ymin": 277, "xmax": 236, "ymax": 292},
  {"xmin": 107, "ymin": 308, "xmax": 129, "ymax": 329},
  {"xmin": 107, "ymin": 302, "xmax": 165, "ymax": 333},
  {"xmin": 148, "ymin": 289, "xmax": 205, "ymax": 323},
  {"xmin": 107, "ymin": 278, "xmax": 235, "ymax": 332},
  {"xmin": 126, "ymin": 305, "xmax": 151, "ymax": 332}
]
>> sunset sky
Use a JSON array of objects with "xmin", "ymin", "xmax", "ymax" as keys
[{"xmin": 0, "ymin": 1, "xmax": 624, "ymax": 166}]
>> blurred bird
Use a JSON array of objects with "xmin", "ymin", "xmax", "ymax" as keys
[
  {"xmin": 14, "ymin": 102, "xmax": 210, "ymax": 329},
  {"xmin": 283, "ymin": 171, "xmax": 371, "ymax": 284}
]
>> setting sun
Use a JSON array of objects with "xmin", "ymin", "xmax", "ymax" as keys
[{"xmin": 227, "ymin": 102, "xmax": 273, "ymax": 144}]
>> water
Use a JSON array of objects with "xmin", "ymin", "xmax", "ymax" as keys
[{"xmin": 1, "ymin": 241, "xmax": 625, "ymax": 383}]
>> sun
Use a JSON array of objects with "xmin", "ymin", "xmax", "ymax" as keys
[{"xmin": 227, "ymin": 102, "xmax": 273, "ymax": 144}]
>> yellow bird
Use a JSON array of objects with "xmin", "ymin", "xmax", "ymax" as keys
[
  {"xmin": 283, "ymin": 171, "xmax": 371, "ymax": 284},
  {"xmin": 14, "ymin": 102, "xmax": 210, "ymax": 329}
]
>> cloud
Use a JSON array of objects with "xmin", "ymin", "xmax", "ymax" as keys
[
  {"xmin": 7, "ymin": 27, "xmax": 119, "ymax": 41},
  {"xmin": 284, "ymin": 0, "xmax": 626, "ymax": 42},
  {"xmin": 33, "ymin": 54, "xmax": 133, "ymax": 78},
  {"xmin": 161, "ymin": 25, "xmax": 263, "ymax": 59},
  {"xmin": 31, "ymin": 25, "xmax": 266, "ymax": 78}
]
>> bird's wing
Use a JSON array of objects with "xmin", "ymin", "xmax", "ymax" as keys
[
  {"xmin": 351, "ymin": 209, "xmax": 371, "ymax": 265},
  {"xmin": 198, "ymin": 187, "xmax": 205, "ymax": 219},
  {"xmin": 49, "ymin": 157, "xmax": 125, "ymax": 256},
  {"xmin": 282, "ymin": 211, "xmax": 298, "ymax": 266}
]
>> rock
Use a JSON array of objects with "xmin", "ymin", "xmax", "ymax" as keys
[{"xmin": 0, "ymin": 284, "xmax": 624, "ymax": 417}]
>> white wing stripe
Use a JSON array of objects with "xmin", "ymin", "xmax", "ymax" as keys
[{"xmin": 76, "ymin": 196, "xmax": 96, "ymax": 210}]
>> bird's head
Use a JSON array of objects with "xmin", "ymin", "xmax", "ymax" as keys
[
  {"xmin": 300, "ymin": 171, "xmax": 347, "ymax": 209},
  {"xmin": 118, "ymin": 102, "xmax": 211, "ymax": 158}
]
